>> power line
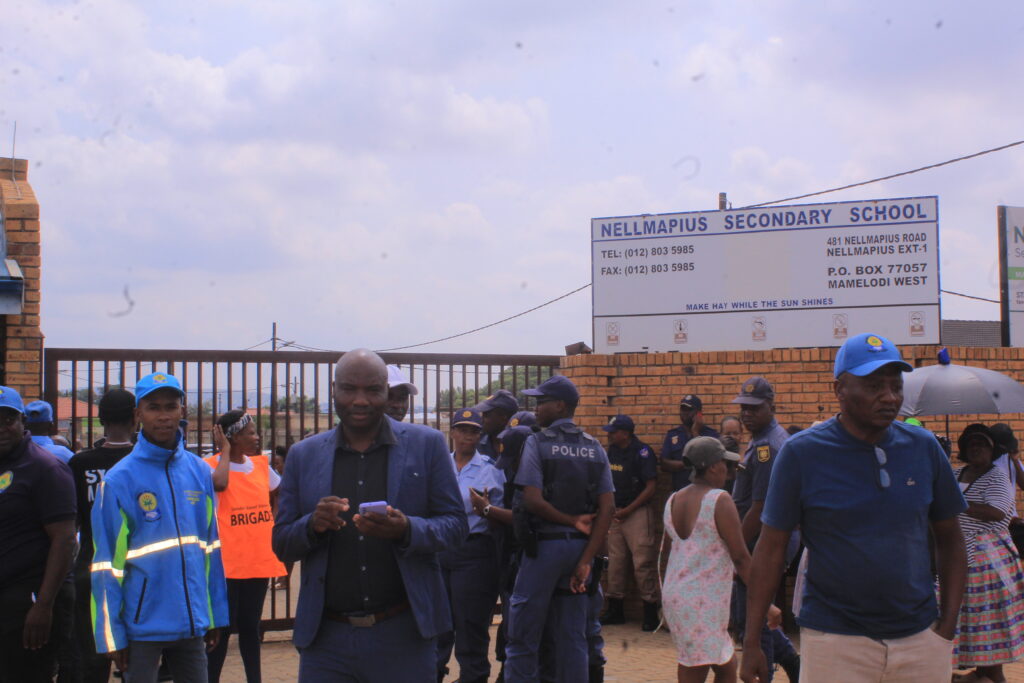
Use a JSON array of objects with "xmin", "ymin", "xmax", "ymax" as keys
[
  {"xmin": 352, "ymin": 138, "xmax": 1024, "ymax": 352},
  {"xmin": 374, "ymin": 283, "xmax": 593, "ymax": 352},
  {"xmin": 740, "ymin": 138, "xmax": 1024, "ymax": 209},
  {"xmin": 941, "ymin": 289, "xmax": 999, "ymax": 304}
]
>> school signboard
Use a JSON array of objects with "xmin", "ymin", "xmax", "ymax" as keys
[
  {"xmin": 999, "ymin": 205, "xmax": 1024, "ymax": 346},
  {"xmin": 591, "ymin": 196, "xmax": 940, "ymax": 353}
]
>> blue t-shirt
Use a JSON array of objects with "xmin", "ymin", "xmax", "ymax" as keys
[
  {"xmin": 516, "ymin": 418, "xmax": 614, "ymax": 533},
  {"xmin": 31, "ymin": 435, "xmax": 74, "ymax": 463},
  {"xmin": 762, "ymin": 417, "xmax": 966, "ymax": 639}
]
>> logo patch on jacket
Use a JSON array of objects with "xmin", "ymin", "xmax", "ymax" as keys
[
  {"xmin": 138, "ymin": 491, "xmax": 161, "ymax": 521},
  {"xmin": 639, "ymin": 447, "xmax": 651, "ymax": 458},
  {"xmin": 756, "ymin": 445, "xmax": 771, "ymax": 463},
  {"xmin": 0, "ymin": 470, "xmax": 12, "ymax": 493}
]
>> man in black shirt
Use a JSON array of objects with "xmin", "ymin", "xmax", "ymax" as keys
[
  {"xmin": 272, "ymin": 349, "xmax": 466, "ymax": 682},
  {"xmin": 68, "ymin": 389, "xmax": 135, "ymax": 683},
  {"xmin": 0, "ymin": 385, "xmax": 77, "ymax": 683}
]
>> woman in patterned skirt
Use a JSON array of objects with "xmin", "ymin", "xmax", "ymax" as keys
[
  {"xmin": 661, "ymin": 437, "xmax": 780, "ymax": 682},
  {"xmin": 952, "ymin": 424, "xmax": 1024, "ymax": 683}
]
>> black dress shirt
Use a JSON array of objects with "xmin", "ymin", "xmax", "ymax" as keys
[{"xmin": 324, "ymin": 418, "xmax": 408, "ymax": 614}]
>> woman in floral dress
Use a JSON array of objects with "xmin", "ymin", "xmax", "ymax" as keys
[{"xmin": 662, "ymin": 436, "xmax": 779, "ymax": 682}]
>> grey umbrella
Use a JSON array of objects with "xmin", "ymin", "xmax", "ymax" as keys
[{"xmin": 899, "ymin": 362, "xmax": 1024, "ymax": 417}]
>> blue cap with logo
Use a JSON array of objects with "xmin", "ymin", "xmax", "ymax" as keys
[
  {"xmin": 475, "ymin": 389, "xmax": 519, "ymax": 415},
  {"xmin": 451, "ymin": 407, "xmax": 484, "ymax": 429},
  {"xmin": 680, "ymin": 394, "xmax": 703, "ymax": 412},
  {"xmin": 0, "ymin": 385, "xmax": 26, "ymax": 414},
  {"xmin": 522, "ymin": 375, "xmax": 580, "ymax": 404},
  {"xmin": 834, "ymin": 333, "xmax": 913, "ymax": 378},
  {"xmin": 25, "ymin": 400, "xmax": 54, "ymax": 423},
  {"xmin": 135, "ymin": 372, "xmax": 185, "ymax": 402},
  {"xmin": 731, "ymin": 377, "xmax": 775, "ymax": 405},
  {"xmin": 506, "ymin": 410, "xmax": 536, "ymax": 429},
  {"xmin": 602, "ymin": 414, "xmax": 635, "ymax": 432}
]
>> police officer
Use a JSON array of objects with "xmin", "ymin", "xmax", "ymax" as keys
[
  {"xmin": 436, "ymin": 408, "xmax": 505, "ymax": 683},
  {"xmin": 475, "ymin": 390, "xmax": 519, "ymax": 461},
  {"xmin": 729, "ymin": 376, "xmax": 794, "ymax": 681},
  {"xmin": 599, "ymin": 415, "xmax": 660, "ymax": 631},
  {"xmin": 505, "ymin": 376, "xmax": 614, "ymax": 683},
  {"xmin": 660, "ymin": 394, "xmax": 719, "ymax": 491}
]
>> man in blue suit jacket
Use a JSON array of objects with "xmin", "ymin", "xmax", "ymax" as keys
[{"xmin": 273, "ymin": 349, "xmax": 467, "ymax": 682}]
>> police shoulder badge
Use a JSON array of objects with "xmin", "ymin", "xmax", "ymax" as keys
[
  {"xmin": 138, "ymin": 491, "xmax": 161, "ymax": 521},
  {"xmin": 510, "ymin": 418, "xmax": 520, "ymax": 427},
  {"xmin": 0, "ymin": 470, "xmax": 12, "ymax": 493},
  {"xmin": 671, "ymin": 435, "xmax": 679, "ymax": 445},
  {"xmin": 756, "ymin": 445, "xmax": 771, "ymax": 463},
  {"xmin": 639, "ymin": 447, "xmax": 650, "ymax": 458}
]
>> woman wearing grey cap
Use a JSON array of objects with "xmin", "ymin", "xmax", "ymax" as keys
[{"xmin": 661, "ymin": 437, "xmax": 780, "ymax": 682}]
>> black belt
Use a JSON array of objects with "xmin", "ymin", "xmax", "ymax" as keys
[
  {"xmin": 538, "ymin": 532, "xmax": 588, "ymax": 541},
  {"xmin": 323, "ymin": 601, "xmax": 410, "ymax": 627}
]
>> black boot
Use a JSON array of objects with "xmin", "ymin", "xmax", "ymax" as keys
[
  {"xmin": 641, "ymin": 601, "xmax": 660, "ymax": 631},
  {"xmin": 588, "ymin": 664, "xmax": 605, "ymax": 683},
  {"xmin": 599, "ymin": 598, "xmax": 625, "ymax": 625}
]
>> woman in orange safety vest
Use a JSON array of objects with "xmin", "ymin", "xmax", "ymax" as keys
[{"xmin": 205, "ymin": 409, "xmax": 286, "ymax": 683}]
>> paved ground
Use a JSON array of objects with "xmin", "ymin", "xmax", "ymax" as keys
[{"xmin": 219, "ymin": 620, "xmax": 1024, "ymax": 682}]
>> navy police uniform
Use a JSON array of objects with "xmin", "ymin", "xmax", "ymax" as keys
[
  {"xmin": 602, "ymin": 416, "xmax": 660, "ymax": 617},
  {"xmin": 729, "ymin": 377, "xmax": 793, "ymax": 683},
  {"xmin": 506, "ymin": 377, "xmax": 613, "ymax": 683},
  {"xmin": 661, "ymin": 395, "xmax": 720, "ymax": 491},
  {"xmin": 475, "ymin": 390, "xmax": 520, "ymax": 462}
]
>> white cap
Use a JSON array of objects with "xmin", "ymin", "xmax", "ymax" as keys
[{"xmin": 387, "ymin": 365, "xmax": 418, "ymax": 395}]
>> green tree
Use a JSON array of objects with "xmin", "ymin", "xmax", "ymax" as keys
[{"xmin": 436, "ymin": 366, "xmax": 554, "ymax": 411}]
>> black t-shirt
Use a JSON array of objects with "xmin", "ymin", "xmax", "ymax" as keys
[
  {"xmin": 69, "ymin": 444, "xmax": 133, "ymax": 571},
  {"xmin": 0, "ymin": 435, "xmax": 77, "ymax": 584}
]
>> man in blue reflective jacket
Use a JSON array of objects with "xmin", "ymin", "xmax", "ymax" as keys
[{"xmin": 91, "ymin": 373, "xmax": 228, "ymax": 681}]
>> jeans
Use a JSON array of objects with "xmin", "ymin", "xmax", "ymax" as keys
[{"xmin": 126, "ymin": 637, "xmax": 207, "ymax": 683}]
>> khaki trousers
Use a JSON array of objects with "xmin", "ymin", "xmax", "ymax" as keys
[
  {"xmin": 605, "ymin": 504, "xmax": 660, "ymax": 603},
  {"xmin": 799, "ymin": 626, "xmax": 953, "ymax": 683}
]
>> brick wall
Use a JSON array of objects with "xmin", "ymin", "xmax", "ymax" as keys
[
  {"xmin": 0, "ymin": 157, "xmax": 43, "ymax": 398},
  {"xmin": 560, "ymin": 345, "xmax": 1024, "ymax": 455},
  {"xmin": 563, "ymin": 346, "xmax": 1024, "ymax": 615}
]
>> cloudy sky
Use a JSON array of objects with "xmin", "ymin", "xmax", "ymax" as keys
[{"xmin": 2, "ymin": 0, "xmax": 1023, "ymax": 356}]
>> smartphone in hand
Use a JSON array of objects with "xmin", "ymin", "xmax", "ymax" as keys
[{"xmin": 358, "ymin": 501, "xmax": 389, "ymax": 517}]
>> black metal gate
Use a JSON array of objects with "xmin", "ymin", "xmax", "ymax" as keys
[{"xmin": 43, "ymin": 347, "xmax": 560, "ymax": 630}]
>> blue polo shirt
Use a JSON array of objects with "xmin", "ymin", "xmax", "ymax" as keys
[
  {"xmin": 762, "ymin": 417, "xmax": 966, "ymax": 639},
  {"xmin": 451, "ymin": 451, "xmax": 505, "ymax": 536},
  {"xmin": 31, "ymin": 435, "xmax": 74, "ymax": 463}
]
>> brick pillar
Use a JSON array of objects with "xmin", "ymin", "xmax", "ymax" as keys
[{"xmin": 0, "ymin": 157, "xmax": 43, "ymax": 398}]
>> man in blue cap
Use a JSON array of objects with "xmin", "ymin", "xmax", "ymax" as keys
[
  {"xmin": 660, "ymin": 394, "xmax": 720, "ymax": 491},
  {"xmin": 741, "ymin": 333, "xmax": 968, "ymax": 683},
  {"xmin": 599, "ymin": 414, "xmax": 660, "ymax": 631},
  {"xmin": 475, "ymin": 389, "xmax": 519, "ymax": 462},
  {"xmin": 24, "ymin": 400, "xmax": 74, "ymax": 463},
  {"xmin": 0, "ymin": 385, "xmax": 77, "ymax": 683},
  {"xmin": 505, "ymin": 375, "xmax": 614, "ymax": 683},
  {"xmin": 90, "ymin": 372, "xmax": 229, "ymax": 680}
]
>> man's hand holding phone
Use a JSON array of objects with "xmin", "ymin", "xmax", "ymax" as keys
[{"xmin": 311, "ymin": 496, "xmax": 350, "ymax": 534}]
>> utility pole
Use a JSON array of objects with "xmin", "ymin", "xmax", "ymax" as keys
[{"xmin": 270, "ymin": 322, "xmax": 278, "ymax": 450}]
